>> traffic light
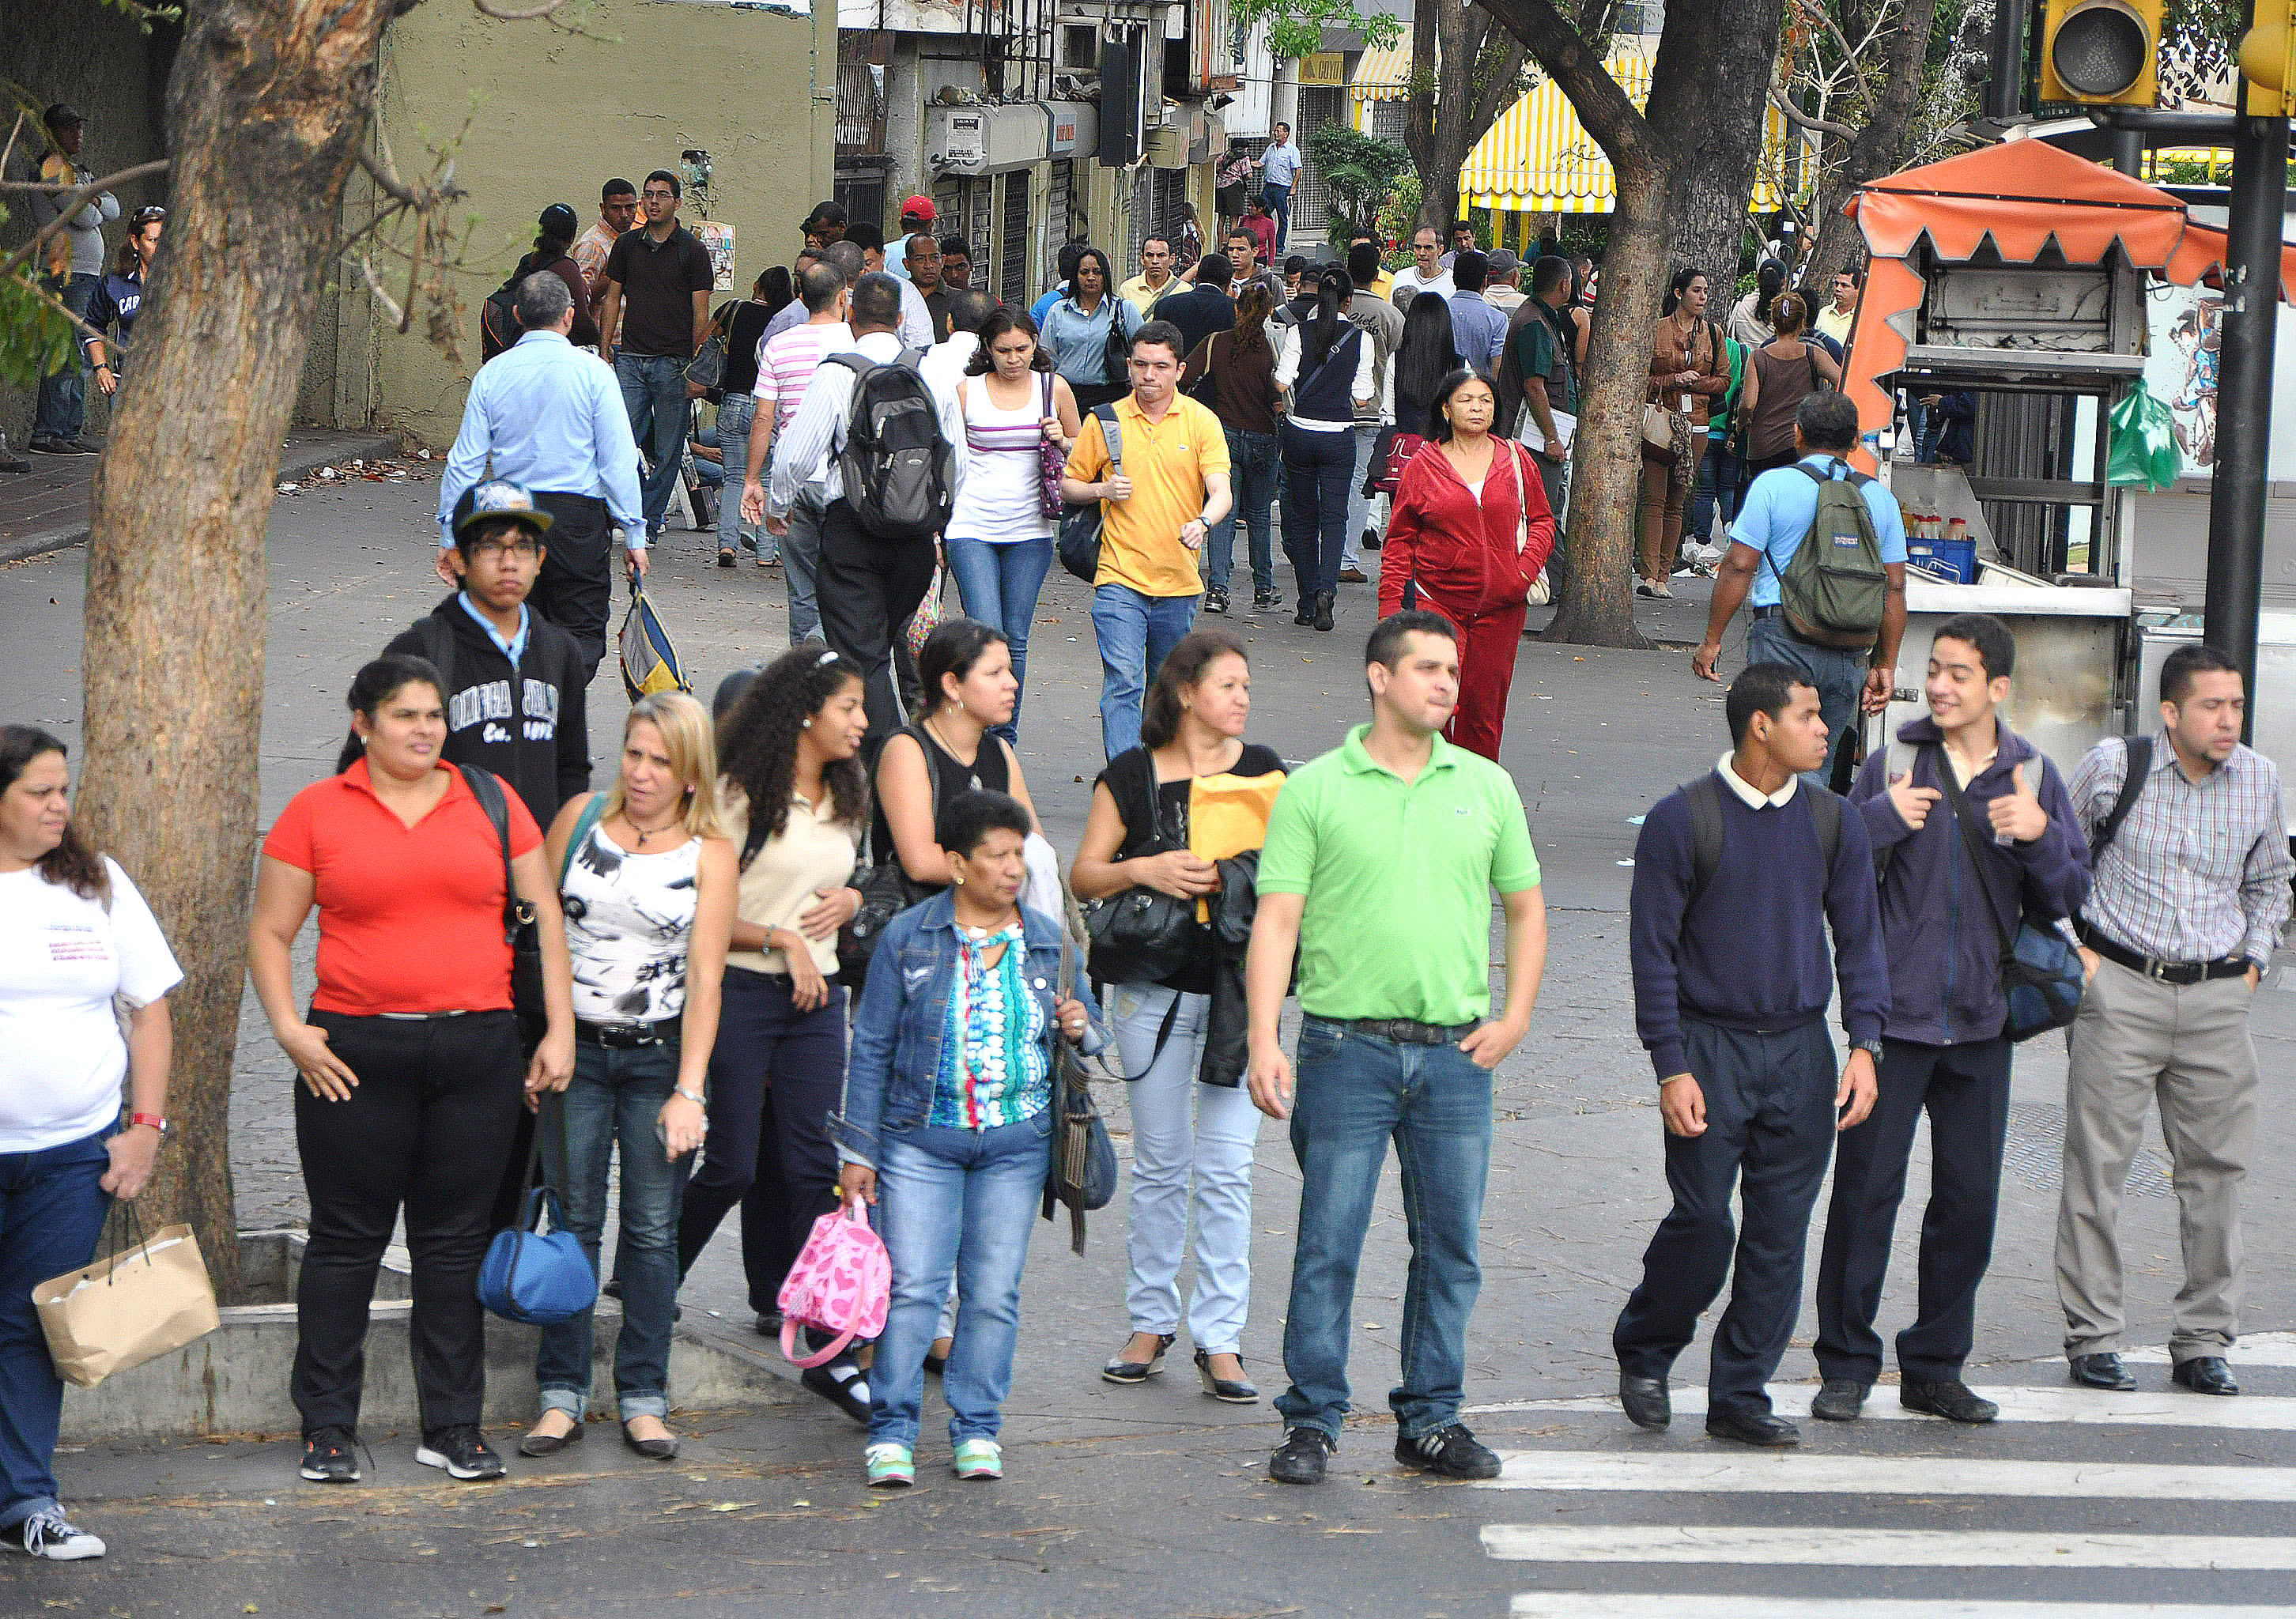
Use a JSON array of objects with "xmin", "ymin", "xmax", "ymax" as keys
[
  {"xmin": 2038, "ymin": 0, "xmax": 2163, "ymax": 107},
  {"xmin": 2237, "ymin": 10, "xmax": 2296, "ymax": 115}
]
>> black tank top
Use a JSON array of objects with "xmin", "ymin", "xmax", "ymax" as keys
[{"xmin": 869, "ymin": 722, "xmax": 1011, "ymax": 871}]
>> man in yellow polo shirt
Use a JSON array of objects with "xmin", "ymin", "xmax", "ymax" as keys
[
  {"xmin": 1245, "ymin": 609, "xmax": 1547, "ymax": 1485},
  {"xmin": 1063, "ymin": 319, "xmax": 1234, "ymax": 758}
]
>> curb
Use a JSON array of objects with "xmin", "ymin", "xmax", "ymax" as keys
[{"xmin": 0, "ymin": 432, "xmax": 407, "ymax": 566}]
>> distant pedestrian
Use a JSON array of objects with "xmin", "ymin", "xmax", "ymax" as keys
[
  {"xmin": 870, "ymin": 621, "xmax": 1046, "ymax": 896},
  {"xmin": 1238, "ymin": 195, "xmax": 1278, "ymax": 271},
  {"xmin": 2056, "ymin": 644, "xmax": 2291, "ymax": 1399},
  {"xmin": 801, "ymin": 201, "xmax": 848, "ymax": 250},
  {"xmin": 1275, "ymin": 268, "xmax": 1375, "ymax": 632},
  {"xmin": 1120, "ymin": 234, "xmax": 1183, "ymax": 317},
  {"xmin": 1183, "ymin": 281, "xmax": 1282, "ymax": 617},
  {"xmin": 1444, "ymin": 253, "xmax": 1508, "ymax": 379},
  {"xmin": 1259, "ymin": 123, "xmax": 1301, "ymax": 251},
  {"xmin": 1726, "ymin": 259, "xmax": 1787, "ymax": 351},
  {"xmin": 906, "ymin": 232, "xmax": 956, "ymax": 340},
  {"xmin": 1040, "ymin": 247, "xmax": 1141, "ymax": 412},
  {"xmin": 0, "ymin": 726, "xmax": 179, "ymax": 1562},
  {"xmin": 1390, "ymin": 226, "xmax": 1454, "ymax": 308},
  {"xmin": 508, "ymin": 204, "xmax": 602, "ymax": 349},
  {"xmin": 937, "ymin": 236, "xmax": 974, "ymax": 291},
  {"xmin": 709, "ymin": 271, "xmax": 780, "ymax": 568},
  {"xmin": 28, "ymin": 104, "xmax": 116, "ymax": 457},
  {"xmin": 1735, "ymin": 292, "xmax": 1843, "ymax": 486},
  {"xmin": 1251, "ymin": 610, "xmax": 1546, "ymax": 1485},
  {"xmin": 1495, "ymin": 255, "xmax": 1579, "ymax": 519},
  {"xmin": 1482, "ymin": 249, "xmax": 1527, "ymax": 314},
  {"xmin": 1637, "ymin": 267, "xmax": 1728, "ymax": 598},
  {"xmin": 596, "ymin": 169, "xmax": 716, "ymax": 539},
  {"xmin": 1160, "ymin": 250, "xmax": 1239, "ymax": 362},
  {"xmin": 746, "ymin": 253, "xmax": 858, "ymax": 644},
  {"xmin": 1340, "ymin": 242, "xmax": 1406, "ymax": 577},
  {"xmin": 1814, "ymin": 614, "xmax": 2090, "ymax": 1425},
  {"xmin": 887, "ymin": 194, "xmax": 938, "ymax": 281},
  {"xmin": 250, "ymin": 655, "xmax": 576, "ymax": 1486},
  {"xmin": 572, "ymin": 179, "xmax": 638, "ymax": 309},
  {"xmin": 1061, "ymin": 319, "xmax": 1234, "ymax": 759},
  {"xmin": 1031, "ymin": 242, "xmax": 1086, "ymax": 328},
  {"xmin": 1440, "ymin": 221, "xmax": 1478, "ymax": 270},
  {"xmin": 846, "ymin": 225, "xmax": 937, "ymax": 348},
  {"xmin": 1614, "ymin": 662, "xmax": 1886, "ymax": 1448},
  {"xmin": 1218, "ymin": 227, "xmax": 1286, "ymax": 308},
  {"xmin": 1349, "ymin": 227, "xmax": 1395, "ymax": 301},
  {"xmin": 436, "ymin": 273, "xmax": 648, "ymax": 677},
  {"xmin": 1377, "ymin": 369, "xmax": 1554, "ymax": 761},
  {"xmin": 1216, "ymin": 146, "xmax": 1256, "ymax": 231},
  {"xmin": 1815, "ymin": 266, "xmax": 1861, "ymax": 349},
  {"xmin": 84, "ymin": 204, "xmax": 163, "ymax": 402},
  {"xmin": 836, "ymin": 791, "xmax": 1105, "ymax": 1489}
]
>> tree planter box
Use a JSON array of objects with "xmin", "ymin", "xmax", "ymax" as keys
[{"xmin": 60, "ymin": 1231, "xmax": 800, "ymax": 1442}]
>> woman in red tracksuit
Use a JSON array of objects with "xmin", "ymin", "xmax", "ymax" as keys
[{"xmin": 1376, "ymin": 368, "xmax": 1557, "ymax": 761}]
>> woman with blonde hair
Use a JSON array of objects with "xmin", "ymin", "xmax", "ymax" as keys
[{"xmin": 521, "ymin": 691, "xmax": 737, "ymax": 1462}]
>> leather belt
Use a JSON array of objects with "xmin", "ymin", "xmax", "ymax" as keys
[
  {"xmin": 2078, "ymin": 926, "xmax": 2251, "ymax": 986},
  {"xmin": 1751, "ymin": 605, "xmax": 1782, "ymax": 618},
  {"xmin": 575, "ymin": 1017, "xmax": 682, "ymax": 1048},
  {"xmin": 1331, "ymin": 1017, "xmax": 1481, "ymax": 1046}
]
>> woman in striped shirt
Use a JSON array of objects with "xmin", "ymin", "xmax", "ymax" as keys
[{"xmin": 832, "ymin": 791, "xmax": 1103, "ymax": 1489}]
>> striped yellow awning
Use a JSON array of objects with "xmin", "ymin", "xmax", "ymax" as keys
[{"xmin": 1352, "ymin": 40, "xmax": 1411, "ymax": 102}]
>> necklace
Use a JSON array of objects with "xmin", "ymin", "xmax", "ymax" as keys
[{"xmin": 629, "ymin": 809, "xmax": 683, "ymax": 847}]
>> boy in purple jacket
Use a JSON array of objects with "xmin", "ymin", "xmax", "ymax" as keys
[{"xmin": 1811, "ymin": 612, "xmax": 2090, "ymax": 1424}]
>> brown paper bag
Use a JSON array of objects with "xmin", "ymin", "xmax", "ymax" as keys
[{"xmin": 33, "ymin": 1221, "xmax": 221, "ymax": 1388}]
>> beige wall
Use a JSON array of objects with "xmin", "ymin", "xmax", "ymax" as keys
[{"xmin": 341, "ymin": 0, "xmax": 834, "ymax": 447}]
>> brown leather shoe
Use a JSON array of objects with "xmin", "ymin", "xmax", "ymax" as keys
[{"xmin": 1337, "ymin": 567, "xmax": 1369, "ymax": 583}]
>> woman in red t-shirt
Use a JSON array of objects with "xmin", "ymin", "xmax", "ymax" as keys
[{"xmin": 248, "ymin": 653, "xmax": 575, "ymax": 1488}]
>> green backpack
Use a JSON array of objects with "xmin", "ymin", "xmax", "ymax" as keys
[{"xmin": 1779, "ymin": 460, "xmax": 1888, "ymax": 649}]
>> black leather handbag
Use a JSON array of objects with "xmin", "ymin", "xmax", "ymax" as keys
[
  {"xmin": 1079, "ymin": 764, "xmax": 1200, "ymax": 984},
  {"xmin": 1042, "ymin": 933, "xmax": 1117, "ymax": 1255}
]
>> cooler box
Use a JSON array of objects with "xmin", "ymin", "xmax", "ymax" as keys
[{"xmin": 1906, "ymin": 537, "xmax": 1977, "ymax": 583}]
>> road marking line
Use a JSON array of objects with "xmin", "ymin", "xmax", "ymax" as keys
[
  {"xmin": 1467, "ymin": 1386, "xmax": 2296, "ymax": 1429},
  {"xmin": 1508, "ymin": 1598, "xmax": 2296, "ymax": 1618},
  {"xmin": 1479, "ymin": 1450, "xmax": 2296, "ymax": 1500},
  {"xmin": 1478, "ymin": 1524, "xmax": 2296, "ymax": 1568}
]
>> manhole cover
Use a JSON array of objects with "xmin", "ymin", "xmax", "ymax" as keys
[{"xmin": 2003, "ymin": 1102, "xmax": 2174, "ymax": 1198}]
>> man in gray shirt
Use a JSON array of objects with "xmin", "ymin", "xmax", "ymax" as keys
[{"xmin": 28, "ymin": 104, "xmax": 119, "ymax": 455}]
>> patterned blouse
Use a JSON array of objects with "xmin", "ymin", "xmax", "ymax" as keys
[{"xmin": 929, "ymin": 923, "xmax": 1050, "ymax": 1130}]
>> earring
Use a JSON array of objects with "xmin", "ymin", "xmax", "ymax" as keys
[
  {"xmin": 802, "ymin": 718, "xmax": 811, "ymax": 729},
  {"xmin": 952, "ymin": 872, "xmax": 965, "ymax": 885}
]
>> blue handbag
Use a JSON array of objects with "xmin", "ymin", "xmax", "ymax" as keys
[
  {"xmin": 478, "ymin": 1138, "xmax": 597, "ymax": 1325},
  {"xmin": 1935, "ymin": 753, "xmax": 2085, "ymax": 1044}
]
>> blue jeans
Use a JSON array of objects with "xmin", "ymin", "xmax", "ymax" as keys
[
  {"xmin": 32, "ymin": 273, "xmax": 98, "ymax": 446},
  {"xmin": 1690, "ymin": 432, "xmax": 1744, "ymax": 553},
  {"xmin": 534, "ymin": 1040, "xmax": 691, "ymax": 1421},
  {"xmin": 616, "ymin": 353, "xmax": 689, "ymax": 535},
  {"xmin": 1747, "ymin": 612, "xmax": 1868, "ymax": 787},
  {"xmin": 1091, "ymin": 583, "xmax": 1198, "ymax": 760},
  {"xmin": 713, "ymin": 394, "xmax": 768, "ymax": 558},
  {"xmin": 944, "ymin": 535, "xmax": 1055, "ymax": 745},
  {"xmin": 1261, "ymin": 183, "xmax": 1292, "ymax": 251},
  {"xmin": 784, "ymin": 488, "xmax": 827, "ymax": 643},
  {"xmin": 1343, "ymin": 423, "xmax": 1380, "ymax": 570},
  {"xmin": 1275, "ymin": 1018, "xmax": 1493, "ymax": 1440},
  {"xmin": 868, "ymin": 1113, "xmax": 1053, "ymax": 1449},
  {"xmin": 1207, "ymin": 428, "xmax": 1277, "ymax": 598},
  {"xmin": 1280, "ymin": 423, "xmax": 1356, "ymax": 606},
  {"xmin": 0, "ymin": 1130, "xmax": 111, "ymax": 1527}
]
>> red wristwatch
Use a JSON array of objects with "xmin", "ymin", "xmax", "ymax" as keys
[{"xmin": 127, "ymin": 1112, "xmax": 168, "ymax": 1134}]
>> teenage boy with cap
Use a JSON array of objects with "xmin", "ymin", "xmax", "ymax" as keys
[
  {"xmin": 888, "ymin": 194, "xmax": 937, "ymax": 280},
  {"xmin": 28, "ymin": 104, "xmax": 118, "ymax": 456}
]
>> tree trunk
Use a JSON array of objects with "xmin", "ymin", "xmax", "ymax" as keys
[
  {"xmin": 1799, "ymin": 0, "xmax": 1943, "ymax": 289},
  {"xmin": 77, "ymin": 0, "xmax": 412, "ymax": 1300},
  {"xmin": 1670, "ymin": 0, "xmax": 1788, "ymax": 285},
  {"xmin": 1406, "ymin": 5, "xmax": 1527, "ymax": 236}
]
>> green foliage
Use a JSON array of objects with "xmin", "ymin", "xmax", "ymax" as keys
[
  {"xmin": 0, "ymin": 274, "xmax": 77, "ymax": 391},
  {"xmin": 1306, "ymin": 124, "xmax": 1410, "ymax": 238},
  {"xmin": 1230, "ymin": 0, "xmax": 1399, "ymax": 62},
  {"xmin": 1376, "ymin": 172, "xmax": 1422, "ymax": 258}
]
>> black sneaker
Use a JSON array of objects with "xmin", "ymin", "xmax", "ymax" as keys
[
  {"xmin": 0, "ymin": 1509, "xmax": 104, "ymax": 1560},
  {"xmin": 1268, "ymin": 1426, "xmax": 1335, "ymax": 1485},
  {"xmin": 1293, "ymin": 598, "xmax": 1316, "ymax": 626},
  {"xmin": 27, "ymin": 439, "xmax": 74, "ymax": 455},
  {"xmin": 1254, "ymin": 588, "xmax": 1282, "ymax": 610},
  {"xmin": 300, "ymin": 1427, "xmax": 363, "ymax": 1483},
  {"xmin": 1204, "ymin": 587, "xmax": 1229, "ymax": 615},
  {"xmin": 416, "ymin": 1424, "xmax": 506, "ymax": 1480},
  {"xmin": 1395, "ymin": 1422, "xmax": 1501, "ymax": 1480}
]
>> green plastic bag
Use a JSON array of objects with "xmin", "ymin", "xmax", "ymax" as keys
[{"xmin": 2108, "ymin": 379, "xmax": 2181, "ymax": 491}]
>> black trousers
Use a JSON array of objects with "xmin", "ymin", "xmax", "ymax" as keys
[
  {"xmin": 292, "ymin": 1010, "xmax": 524, "ymax": 1436},
  {"xmin": 531, "ymin": 490, "xmax": 613, "ymax": 679},
  {"xmin": 815, "ymin": 498, "xmax": 936, "ymax": 749},
  {"xmin": 1815, "ymin": 1035, "xmax": 2012, "ymax": 1383},
  {"xmin": 676, "ymin": 968, "xmax": 849, "ymax": 1315},
  {"xmin": 1614, "ymin": 1017, "xmax": 1838, "ymax": 1417}
]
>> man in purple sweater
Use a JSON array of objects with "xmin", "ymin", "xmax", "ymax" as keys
[
  {"xmin": 1812, "ymin": 613, "xmax": 2090, "ymax": 1425},
  {"xmin": 1616, "ymin": 662, "xmax": 1890, "ymax": 1446}
]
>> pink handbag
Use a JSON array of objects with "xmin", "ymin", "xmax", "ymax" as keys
[{"xmin": 776, "ymin": 1198, "xmax": 890, "ymax": 1368}]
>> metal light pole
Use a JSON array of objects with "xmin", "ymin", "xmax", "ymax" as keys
[{"xmin": 1986, "ymin": 0, "xmax": 2033, "ymax": 122}]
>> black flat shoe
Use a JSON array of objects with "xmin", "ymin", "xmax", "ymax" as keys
[
  {"xmin": 1901, "ymin": 1379, "xmax": 1999, "ymax": 1423},
  {"xmin": 1618, "ymin": 1372, "xmax": 1671, "ymax": 1431},
  {"xmin": 1195, "ymin": 1348, "xmax": 1258, "ymax": 1403},
  {"xmin": 1312, "ymin": 590, "xmax": 1335, "ymax": 632},
  {"xmin": 717, "ymin": 549, "xmax": 737, "ymax": 568},
  {"xmin": 1811, "ymin": 1378, "xmax": 1869, "ymax": 1421},
  {"xmin": 802, "ymin": 1357, "xmax": 873, "ymax": 1425},
  {"xmin": 517, "ymin": 1417, "xmax": 586, "ymax": 1457},
  {"xmin": 2069, "ymin": 1352, "xmax": 2137, "ymax": 1391},
  {"xmin": 1705, "ymin": 1408, "xmax": 1800, "ymax": 1447},
  {"xmin": 1269, "ymin": 1426, "xmax": 1335, "ymax": 1485},
  {"xmin": 2172, "ymin": 1355, "xmax": 2241, "ymax": 1397},
  {"xmin": 621, "ymin": 1421, "xmax": 679, "ymax": 1460},
  {"xmin": 1102, "ymin": 1333, "xmax": 1175, "ymax": 1384},
  {"xmin": 1293, "ymin": 598, "xmax": 1316, "ymax": 626}
]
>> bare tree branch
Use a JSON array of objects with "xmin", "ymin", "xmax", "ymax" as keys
[
  {"xmin": 0, "ymin": 159, "xmax": 173, "ymax": 283},
  {"xmin": 356, "ymin": 142, "xmax": 421, "ymax": 206},
  {"xmin": 359, "ymin": 248, "xmax": 408, "ymax": 329},
  {"xmin": 1770, "ymin": 89, "xmax": 1858, "ymax": 138}
]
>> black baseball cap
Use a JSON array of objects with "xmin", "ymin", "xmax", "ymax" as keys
[
  {"xmin": 43, "ymin": 104, "xmax": 85, "ymax": 129},
  {"xmin": 451, "ymin": 480, "xmax": 553, "ymax": 542}
]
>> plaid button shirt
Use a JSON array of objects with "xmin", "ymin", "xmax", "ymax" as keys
[{"xmin": 2068, "ymin": 730, "xmax": 2292, "ymax": 967}]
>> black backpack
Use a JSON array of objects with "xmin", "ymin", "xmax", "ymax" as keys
[
  {"xmin": 479, "ymin": 255, "xmax": 540, "ymax": 363},
  {"xmin": 1682, "ymin": 772, "xmax": 1841, "ymax": 902},
  {"xmin": 825, "ymin": 349, "xmax": 955, "ymax": 542}
]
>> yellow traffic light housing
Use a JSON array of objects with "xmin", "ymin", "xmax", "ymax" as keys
[
  {"xmin": 2039, "ymin": 0, "xmax": 2162, "ymax": 107},
  {"xmin": 2238, "ymin": 17, "xmax": 2296, "ymax": 115}
]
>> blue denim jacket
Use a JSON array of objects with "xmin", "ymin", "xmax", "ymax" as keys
[{"xmin": 830, "ymin": 891, "xmax": 1107, "ymax": 1168}]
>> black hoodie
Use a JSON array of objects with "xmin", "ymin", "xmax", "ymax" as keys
[{"xmin": 383, "ymin": 594, "xmax": 591, "ymax": 825}]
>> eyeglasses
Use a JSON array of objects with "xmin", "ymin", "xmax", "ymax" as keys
[
  {"xmin": 642, "ymin": 189, "xmax": 676, "ymax": 202},
  {"xmin": 470, "ymin": 538, "xmax": 542, "ymax": 560}
]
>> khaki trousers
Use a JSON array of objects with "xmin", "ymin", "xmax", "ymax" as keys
[{"xmin": 2054, "ymin": 956, "xmax": 2259, "ymax": 1360}]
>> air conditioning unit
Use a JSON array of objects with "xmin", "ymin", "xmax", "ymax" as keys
[{"xmin": 1145, "ymin": 123, "xmax": 1186, "ymax": 168}]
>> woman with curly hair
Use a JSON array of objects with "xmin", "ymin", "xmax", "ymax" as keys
[{"xmin": 676, "ymin": 647, "xmax": 872, "ymax": 1420}]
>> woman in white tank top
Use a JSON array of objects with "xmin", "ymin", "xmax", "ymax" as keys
[{"xmin": 943, "ymin": 308, "xmax": 1082, "ymax": 745}]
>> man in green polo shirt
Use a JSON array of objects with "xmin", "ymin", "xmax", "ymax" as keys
[{"xmin": 1247, "ymin": 609, "xmax": 1548, "ymax": 1485}]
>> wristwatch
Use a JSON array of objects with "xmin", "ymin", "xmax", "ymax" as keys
[
  {"xmin": 126, "ymin": 1112, "xmax": 168, "ymax": 1134},
  {"xmin": 1852, "ymin": 1040, "xmax": 1885, "ymax": 1061}
]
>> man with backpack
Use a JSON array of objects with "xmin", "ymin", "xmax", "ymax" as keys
[
  {"xmin": 765, "ymin": 272, "xmax": 960, "ymax": 749},
  {"xmin": 1811, "ymin": 613, "xmax": 2090, "ymax": 1425},
  {"xmin": 1692, "ymin": 391, "xmax": 1908, "ymax": 786},
  {"xmin": 2055, "ymin": 643, "xmax": 2290, "ymax": 1398},
  {"xmin": 1616, "ymin": 662, "xmax": 1888, "ymax": 1447}
]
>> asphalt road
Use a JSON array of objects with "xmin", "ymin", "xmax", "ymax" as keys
[{"xmin": 5, "ymin": 468, "xmax": 2295, "ymax": 1617}]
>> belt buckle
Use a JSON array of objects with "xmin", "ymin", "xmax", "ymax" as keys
[{"xmin": 2145, "ymin": 957, "xmax": 2171, "ymax": 983}]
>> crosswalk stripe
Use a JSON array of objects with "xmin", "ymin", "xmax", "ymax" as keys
[
  {"xmin": 1478, "ymin": 1524, "xmax": 2296, "ymax": 1568},
  {"xmin": 1467, "ymin": 1386, "xmax": 2296, "ymax": 1429},
  {"xmin": 2124, "ymin": 1332, "xmax": 2296, "ymax": 1366},
  {"xmin": 1508, "ymin": 1598, "xmax": 2296, "ymax": 1618},
  {"xmin": 1481, "ymin": 1449, "xmax": 2296, "ymax": 1500}
]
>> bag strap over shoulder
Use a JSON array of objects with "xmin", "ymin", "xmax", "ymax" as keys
[
  {"xmin": 1684, "ymin": 775, "xmax": 1723, "ymax": 903},
  {"xmin": 2091, "ymin": 734, "xmax": 2152, "ymax": 860},
  {"xmin": 557, "ymin": 792, "xmax": 608, "ymax": 889},
  {"xmin": 1094, "ymin": 402, "xmax": 1124, "ymax": 476},
  {"xmin": 457, "ymin": 764, "xmax": 521, "ymax": 947},
  {"xmin": 1929, "ymin": 745, "xmax": 2020, "ymax": 953}
]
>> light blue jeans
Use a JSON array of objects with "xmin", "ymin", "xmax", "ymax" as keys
[
  {"xmin": 784, "ymin": 488, "xmax": 827, "ymax": 643},
  {"xmin": 1342, "ymin": 422, "xmax": 1380, "ymax": 571},
  {"xmin": 944, "ymin": 534, "xmax": 1055, "ymax": 745},
  {"xmin": 616, "ymin": 353, "xmax": 689, "ymax": 536},
  {"xmin": 1112, "ymin": 985, "xmax": 1261, "ymax": 1353},
  {"xmin": 868, "ymin": 1113, "xmax": 1053, "ymax": 1449},
  {"xmin": 1091, "ymin": 583, "xmax": 1198, "ymax": 760},
  {"xmin": 1747, "ymin": 612, "xmax": 1868, "ymax": 787},
  {"xmin": 715, "ymin": 394, "xmax": 768, "ymax": 559}
]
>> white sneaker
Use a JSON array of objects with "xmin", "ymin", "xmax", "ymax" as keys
[{"xmin": 2, "ymin": 1509, "xmax": 106, "ymax": 1561}]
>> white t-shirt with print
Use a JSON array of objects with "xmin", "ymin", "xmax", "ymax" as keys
[{"xmin": 0, "ymin": 859, "xmax": 183, "ymax": 1153}]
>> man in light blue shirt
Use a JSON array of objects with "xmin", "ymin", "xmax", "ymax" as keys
[
  {"xmin": 1692, "ymin": 391, "xmax": 1909, "ymax": 784},
  {"xmin": 1259, "ymin": 123, "xmax": 1302, "ymax": 251},
  {"xmin": 437, "ymin": 272, "xmax": 648, "ymax": 678},
  {"xmin": 1444, "ymin": 254, "xmax": 1509, "ymax": 379}
]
